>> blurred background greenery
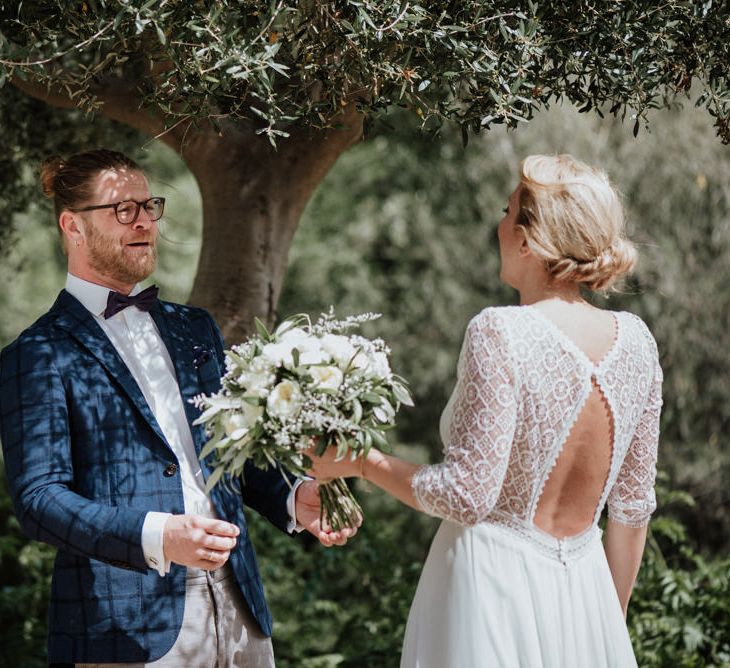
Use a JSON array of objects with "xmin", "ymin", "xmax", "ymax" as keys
[{"xmin": 1, "ymin": 101, "xmax": 729, "ymax": 667}]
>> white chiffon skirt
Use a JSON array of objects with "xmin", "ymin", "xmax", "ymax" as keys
[{"xmin": 401, "ymin": 520, "xmax": 638, "ymax": 668}]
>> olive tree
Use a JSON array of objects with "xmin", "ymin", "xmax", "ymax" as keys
[{"xmin": 1, "ymin": 0, "xmax": 727, "ymax": 337}]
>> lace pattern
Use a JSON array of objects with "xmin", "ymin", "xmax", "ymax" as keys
[
  {"xmin": 412, "ymin": 310, "xmax": 518, "ymax": 526},
  {"xmin": 412, "ymin": 306, "xmax": 662, "ymax": 532}
]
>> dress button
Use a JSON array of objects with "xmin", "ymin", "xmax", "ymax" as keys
[{"xmin": 163, "ymin": 463, "xmax": 178, "ymax": 477}]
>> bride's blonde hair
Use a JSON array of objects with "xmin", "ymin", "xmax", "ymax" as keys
[{"xmin": 517, "ymin": 154, "xmax": 636, "ymax": 292}]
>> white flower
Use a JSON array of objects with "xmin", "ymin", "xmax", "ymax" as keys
[
  {"xmin": 320, "ymin": 334, "xmax": 357, "ymax": 369},
  {"xmin": 349, "ymin": 349, "xmax": 371, "ymax": 374},
  {"xmin": 298, "ymin": 346, "xmax": 330, "ymax": 367},
  {"xmin": 240, "ymin": 370, "xmax": 274, "ymax": 397},
  {"xmin": 367, "ymin": 351, "xmax": 391, "ymax": 379},
  {"xmin": 222, "ymin": 403, "xmax": 263, "ymax": 441},
  {"xmin": 309, "ymin": 365, "xmax": 344, "ymax": 392},
  {"xmin": 261, "ymin": 341, "xmax": 294, "ymax": 367},
  {"xmin": 266, "ymin": 380, "xmax": 303, "ymax": 420},
  {"xmin": 278, "ymin": 326, "xmax": 309, "ymax": 344},
  {"xmin": 261, "ymin": 330, "xmax": 329, "ymax": 369}
]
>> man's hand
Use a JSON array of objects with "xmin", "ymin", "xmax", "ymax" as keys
[
  {"xmin": 295, "ymin": 480, "xmax": 362, "ymax": 547},
  {"xmin": 163, "ymin": 514, "xmax": 239, "ymax": 570}
]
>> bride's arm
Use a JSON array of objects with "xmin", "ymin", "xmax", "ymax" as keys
[
  {"xmin": 307, "ymin": 309, "xmax": 518, "ymax": 525},
  {"xmin": 605, "ymin": 346, "xmax": 662, "ymax": 617},
  {"xmin": 360, "ymin": 450, "xmax": 422, "ymax": 510},
  {"xmin": 604, "ymin": 520, "xmax": 648, "ymax": 617},
  {"xmin": 307, "ymin": 446, "xmax": 423, "ymax": 511}
]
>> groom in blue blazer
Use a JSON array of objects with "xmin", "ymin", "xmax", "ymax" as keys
[{"xmin": 0, "ymin": 149, "xmax": 355, "ymax": 665}]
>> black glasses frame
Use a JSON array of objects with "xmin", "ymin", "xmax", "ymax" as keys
[{"xmin": 71, "ymin": 197, "xmax": 166, "ymax": 225}]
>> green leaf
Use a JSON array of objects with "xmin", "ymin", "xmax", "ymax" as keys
[
  {"xmin": 254, "ymin": 317, "xmax": 271, "ymax": 341},
  {"xmin": 199, "ymin": 437, "xmax": 220, "ymax": 460},
  {"xmin": 392, "ymin": 382, "xmax": 414, "ymax": 407},
  {"xmin": 155, "ymin": 23, "xmax": 167, "ymax": 45},
  {"xmin": 351, "ymin": 398, "xmax": 363, "ymax": 424},
  {"xmin": 204, "ymin": 466, "xmax": 225, "ymax": 493}
]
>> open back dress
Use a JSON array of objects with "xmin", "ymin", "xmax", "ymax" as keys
[{"xmin": 402, "ymin": 305, "xmax": 662, "ymax": 668}]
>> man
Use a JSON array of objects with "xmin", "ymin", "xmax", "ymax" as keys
[{"xmin": 0, "ymin": 149, "xmax": 356, "ymax": 666}]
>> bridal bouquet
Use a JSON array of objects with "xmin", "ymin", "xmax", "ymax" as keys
[{"xmin": 191, "ymin": 310, "xmax": 413, "ymax": 531}]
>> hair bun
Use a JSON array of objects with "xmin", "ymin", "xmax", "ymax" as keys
[
  {"xmin": 549, "ymin": 239, "xmax": 637, "ymax": 291},
  {"xmin": 40, "ymin": 155, "xmax": 65, "ymax": 198}
]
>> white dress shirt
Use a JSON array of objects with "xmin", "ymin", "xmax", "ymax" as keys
[{"xmin": 65, "ymin": 274, "xmax": 301, "ymax": 577}]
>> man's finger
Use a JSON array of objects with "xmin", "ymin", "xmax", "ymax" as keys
[
  {"xmin": 199, "ymin": 547, "xmax": 230, "ymax": 562},
  {"xmin": 318, "ymin": 531, "xmax": 334, "ymax": 547},
  {"xmin": 195, "ymin": 517, "xmax": 240, "ymax": 537},
  {"xmin": 202, "ymin": 535, "xmax": 238, "ymax": 550},
  {"xmin": 340, "ymin": 526, "xmax": 358, "ymax": 539}
]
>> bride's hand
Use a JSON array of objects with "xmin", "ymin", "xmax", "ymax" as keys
[{"xmin": 305, "ymin": 443, "xmax": 364, "ymax": 480}]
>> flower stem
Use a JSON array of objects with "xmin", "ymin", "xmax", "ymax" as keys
[{"xmin": 317, "ymin": 478, "xmax": 363, "ymax": 532}]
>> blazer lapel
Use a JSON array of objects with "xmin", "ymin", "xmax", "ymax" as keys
[
  {"xmin": 150, "ymin": 303, "xmax": 238, "ymax": 518},
  {"xmin": 52, "ymin": 290, "xmax": 171, "ymax": 451},
  {"xmin": 149, "ymin": 302, "xmax": 209, "ymax": 455}
]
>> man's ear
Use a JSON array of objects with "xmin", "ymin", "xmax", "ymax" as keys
[{"xmin": 59, "ymin": 211, "xmax": 85, "ymax": 247}]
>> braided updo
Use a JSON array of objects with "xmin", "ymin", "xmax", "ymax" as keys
[{"xmin": 517, "ymin": 154, "xmax": 636, "ymax": 292}]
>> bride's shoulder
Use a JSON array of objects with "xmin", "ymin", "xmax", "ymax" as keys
[
  {"xmin": 466, "ymin": 305, "xmax": 531, "ymax": 341},
  {"xmin": 469, "ymin": 305, "xmax": 531, "ymax": 329},
  {"xmin": 616, "ymin": 310, "xmax": 657, "ymax": 341},
  {"xmin": 616, "ymin": 310, "xmax": 660, "ymax": 356}
]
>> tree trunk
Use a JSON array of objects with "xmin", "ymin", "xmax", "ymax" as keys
[{"xmin": 182, "ymin": 107, "xmax": 364, "ymax": 341}]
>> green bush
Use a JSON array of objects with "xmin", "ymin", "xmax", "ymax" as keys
[
  {"xmin": 0, "ymin": 461, "xmax": 53, "ymax": 668},
  {"xmin": 629, "ymin": 483, "xmax": 730, "ymax": 668}
]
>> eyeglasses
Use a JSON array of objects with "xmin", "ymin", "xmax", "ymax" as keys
[{"xmin": 71, "ymin": 197, "xmax": 165, "ymax": 225}]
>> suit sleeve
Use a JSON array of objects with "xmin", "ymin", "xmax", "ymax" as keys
[
  {"xmin": 0, "ymin": 336, "xmax": 148, "ymax": 572},
  {"xmin": 202, "ymin": 311, "xmax": 293, "ymax": 533}
]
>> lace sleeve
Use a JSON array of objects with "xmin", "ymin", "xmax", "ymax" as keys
[
  {"xmin": 411, "ymin": 310, "xmax": 518, "ymax": 526},
  {"xmin": 608, "ymin": 356, "xmax": 663, "ymax": 528}
]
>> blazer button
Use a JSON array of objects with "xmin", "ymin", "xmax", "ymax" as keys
[{"xmin": 163, "ymin": 463, "xmax": 178, "ymax": 477}]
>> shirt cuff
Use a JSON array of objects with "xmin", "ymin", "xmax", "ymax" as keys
[
  {"xmin": 142, "ymin": 511, "xmax": 172, "ymax": 576},
  {"xmin": 286, "ymin": 478, "xmax": 309, "ymax": 534}
]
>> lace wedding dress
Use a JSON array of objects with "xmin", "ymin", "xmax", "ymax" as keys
[{"xmin": 402, "ymin": 305, "xmax": 662, "ymax": 668}]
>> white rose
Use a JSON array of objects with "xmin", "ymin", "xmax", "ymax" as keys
[
  {"xmin": 261, "ymin": 341, "xmax": 293, "ymax": 367},
  {"xmin": 262, "ymin": 331, "xmax": 329, "ymax": 369},
  {"xmin": 240, "ymin": 370, "xmax": 274, "ymax": 397},
  {"xmin": 266, "ymin": 380, "xmax": 303, "ymax": 420},
  {"xmin": 349, "ymin": 349, "xmax": 370, "ymax": 374},
  {"xmin": 367, "ymin": 351, "xmax": 391, "ymax": 379},
  {"xmin": 279, "ymin": 327, "xmax": 309, "ymax": 344},
  {"xmin": 320, "ymin": 334, "xmax": 357, "ymax": 369},
  {"xmin": 309, "ymin": 365, "xmax": 344, "ymax": 391},
  {"xmin": 297, "ymin": 345, "xmax": 329, "ymax": 367},
  {"xmin": 223, "ymin": 403, "xmax": 263, "ymax": 441}
]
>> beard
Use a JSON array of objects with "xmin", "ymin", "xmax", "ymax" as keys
[{"xmin": 85, "ymin": 222, "xmax": 157, "ymax": 285}]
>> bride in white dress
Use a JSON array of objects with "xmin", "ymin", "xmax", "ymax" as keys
[{"xmin": 308, "ymin": 154, "xmax": 662, "ymax": 667}]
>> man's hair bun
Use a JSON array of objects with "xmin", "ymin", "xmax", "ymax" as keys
[{"xmin": 40, "ymin": 155, "xmax": 65, "ymax": 198}]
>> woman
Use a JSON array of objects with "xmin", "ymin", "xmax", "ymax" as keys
[{"xmin": 308, "ymin": 154, "xmax": 662, "ymax": 667}]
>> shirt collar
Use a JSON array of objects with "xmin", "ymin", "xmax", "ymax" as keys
[{"xmin": 65, "ymin": 273, "xmax": 143, "ymax": 318}]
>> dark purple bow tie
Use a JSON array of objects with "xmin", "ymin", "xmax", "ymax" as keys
[{"xmin": 104, "ymin": 285, "xmax": 159, "ymax": 319}]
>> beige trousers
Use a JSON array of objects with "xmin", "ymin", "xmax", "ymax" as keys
[{"xmin": 77, "ymin": 564, "xmax": 275, "ymax": 668}]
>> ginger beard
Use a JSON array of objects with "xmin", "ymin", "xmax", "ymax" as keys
[{"xmin": 83, "ymin": 216, "xmax": 158, "ymax": 286}]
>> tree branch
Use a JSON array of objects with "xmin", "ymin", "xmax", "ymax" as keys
[
  {"xmin": 10, "ymin": 72, "xmax": 192, "ymax": 152},
  {"xmin": 11, "ymin": 76, "xmax": 78, "ymax": 111}
]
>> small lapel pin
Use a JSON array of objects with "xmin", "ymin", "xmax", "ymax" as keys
[{"xmin": 192, "ymin": 344, "xmax": 212, "ymax": 368}]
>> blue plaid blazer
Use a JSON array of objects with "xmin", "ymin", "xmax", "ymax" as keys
[{"xmin": 0, "ymin": 290, "xmax": 292, "ymax": 664}]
